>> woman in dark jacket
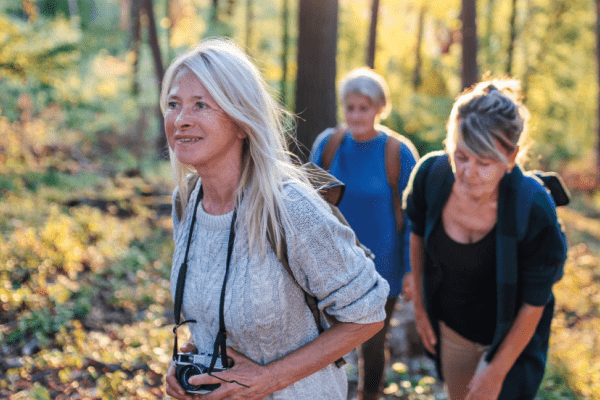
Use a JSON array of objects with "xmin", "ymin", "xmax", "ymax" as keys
[{"xmin": 403, "ymin": 79, "xmax": 567, "ymax": 400}]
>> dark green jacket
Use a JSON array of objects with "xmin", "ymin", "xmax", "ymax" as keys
[{"xmin": 404, "ymin": 152, "xmax": 567, "ymax": 399}]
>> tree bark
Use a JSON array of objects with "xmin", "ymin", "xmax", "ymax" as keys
[
  {"xmin": 142, "ymin": 0, "xmax": 167, "ymax": 157},
  {"xmin": 597, "ymin": 0, "xmax": 600, "ymax": 170},
  {"xmin": 461, "ymin": 0, "xmax": 478, "ymax": 90},
  {"xmin": 294, "ymin": 0, "xmax": 339, "ymax": 162},
  {"xmin": 246, "ymin": 0, "xmax": 253, "ymax": 55},
  {"xmin": 130, "ymin": 0, "xmax": 142, "ymax": 96},
  {"xmin": 507, "ymin": 0, "xmax": 518, "ymax": 75},
  {"xmin": 211, "ymin": 0, "xmax": 219, "ymax": 23},
  {"xmin": 413, "ymin": 5, "xmax": 426, "ymax": 89},
  {"xmin": 366, "ymin": 0, "xmax": 379, "ymax": 69}
]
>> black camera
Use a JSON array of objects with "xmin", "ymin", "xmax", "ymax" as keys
[{"xmin": 175, "ymin": 352, "xmax": 228, "ymax": 394}]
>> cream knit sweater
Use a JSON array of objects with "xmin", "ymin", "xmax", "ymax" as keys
[{"xmin": 170, "ymin": 182, "xmax": 389, "ymax": 399}]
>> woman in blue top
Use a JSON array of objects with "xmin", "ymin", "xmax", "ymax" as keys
[
  {"xmin": 403, "ymin": 79, "xmax": 567, "ymax": 399},
  {"xmin": 311, "ymin": 68, "xmax": 419, "ymax": 400}
]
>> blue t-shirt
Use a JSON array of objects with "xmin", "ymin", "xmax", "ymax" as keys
[{"xmin": 311, "ymin": 128, "xmax": 418, "ymax": 297}]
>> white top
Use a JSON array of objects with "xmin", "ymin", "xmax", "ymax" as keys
[{"xmin": 170, "ymin": 181, "xmax": 389, "ymax": 399}]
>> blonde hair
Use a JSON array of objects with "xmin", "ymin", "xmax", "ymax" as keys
[
  {"xmin": 445, "ymin": 78, "xmax": 530, "ymax": 164},
  {"xmin": 339, "ymin": 68, "xmax": 391, "ymax": 119},
  {"xmin": 160, "ymin": 38, "xmax": 313, "ymax": 257}
]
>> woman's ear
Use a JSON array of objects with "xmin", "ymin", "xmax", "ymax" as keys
[
  {"xmin": 506, "ymin": 145, "xmax": 519, "ymax": 172},
  {"xmin": 236, "ymin": 126, "xmax": 249, "ymax": 141}
]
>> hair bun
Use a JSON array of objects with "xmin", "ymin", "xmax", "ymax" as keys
[{"xmin": 485, "ymin": 84, "xmax": 499, "ymax": 93}]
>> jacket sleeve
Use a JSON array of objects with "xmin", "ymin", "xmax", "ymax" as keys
[{"xmin": 518, "ymin": 192, "xmax": 568, "ymax": 306}]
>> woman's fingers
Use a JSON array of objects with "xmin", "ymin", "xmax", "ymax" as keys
[
  {"xmin": 413, "ymin": 307, "xmax": 437, "ymax": 354},
  {"xmin": 180, "ymin": 342, "xmax": 197, "ymax": 353},
  {"xmin": 166, "ymin": 361, "xmax": 193, "ymax": 399}
]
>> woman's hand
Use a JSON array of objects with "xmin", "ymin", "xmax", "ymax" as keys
[
  {"xmin": 465, "ymin": 367, "xmax": 504, "ymax": 400},
  {"xmin": 402, "ymin": 272, "xmax": 414, "ymax": 302},
  {"xmin": 166, "ymin": 342, "xmax": 198, "ymax": 400},
  {"xmin": 186, "ymin": 348, "xmax": 277, "ymax": 400},
  {"xmin": 412, "ymin": 303, "xmax": 437, "ymax": 355}
]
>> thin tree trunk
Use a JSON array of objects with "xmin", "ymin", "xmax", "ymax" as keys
[
  {"xmin": 294, "ymin": 0, "xmax": 338, "ymax": 162},
  {"xmin": 597, "ymin": 0, "xmax": 600, "ymax": 170},
  {"xmin": 413, "ymin": 4, "xmax": 426, "ymax": 89},
  {"xmin": 483, "ymin": 0, "xmax": 497, "ymax": 67},
  {"xmin": 246, "ymin": 0, "xmax": 253, "ymax": 55},
  {"xmin": 130, "ymin": 0, "xmax": 142, "ymax": 96},
  {"xmin": 507, "ymin": 0, "xmax": 518, "ymax": 75},
  {"xmin": 211, "ymin": 0, "xmax": 219, "ymax": 23},
  {"xmin": 142, "ymin": 0, "xmax": 167, "ymax": 156},
  {"xmin": 281, "ymin": 0, "xmax": 290, "ymax": 104},
  {"xmin": 67, "ymin": 0, "xmax": 80, "ymax": 30},
  {"xmin": 366, "ymin": 0, "xmax": 380, "ymax": 69},
  {"xmin": 461, "ymin": 0, "xmax": 478, "ymax": 89}
]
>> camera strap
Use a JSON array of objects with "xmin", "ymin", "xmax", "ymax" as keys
[{"xmin": 172, "ymin": 184, "xmax": 237, "ymax": 374}]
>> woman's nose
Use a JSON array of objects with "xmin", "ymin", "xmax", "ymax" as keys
[{"xmin": 174, "ymin": 108, "xmax": 195, "ymax": 129}]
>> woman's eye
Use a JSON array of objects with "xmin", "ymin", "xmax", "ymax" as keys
[
  {"xmin": 167, "ymin": 102, "xmax": 178, "ymax": 109},
  {"xmin": 195, "ymin": 102, "xmax": 207, "ymax": 109}
]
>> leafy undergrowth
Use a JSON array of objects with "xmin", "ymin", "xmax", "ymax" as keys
[{"xmin": 1, "ymin": 112, "xmax": 599, "ymax": 399}]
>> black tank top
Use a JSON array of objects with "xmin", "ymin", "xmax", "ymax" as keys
[{"xmin": 430, "ymin": 221, "xmax": 497, "ymax": 345}]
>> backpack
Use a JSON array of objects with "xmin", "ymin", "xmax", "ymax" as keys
[
  {"xmin": 320, "ymin": 124, "xmax": 417, "ymax": 231},
  {"xmin": 174, "ymin": 162, "xmax": 374, "ymax": 368}
]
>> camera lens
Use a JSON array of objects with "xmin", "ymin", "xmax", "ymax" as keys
[{"xmin": 177, "ymin": 365, "xmax": 203, "ymax": 392}]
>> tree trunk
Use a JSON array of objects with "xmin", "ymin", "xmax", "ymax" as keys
[
  {"xmin": 294, "ymin": 0, "xmax": 339, "ymax": 162},
  {"xmin": 246, "ymin": 0, "xmax": 253, "ymax": 55},
  {"xmin": 366, "ymin": 0, "xmax": 379, "ymax": 69},
  {"xmin": 211, "ymin": 0, "xmax": 219, "ymax": 23},
  {"xmin": 281, "ymin": 0, "xmax": 290, "ymax": 105},
  {"xmin": 67, "ymin": 0, "xmax": 80, "ymax": 30},
  {"xmin": 142, "ymin": 0, "xmax": 167, "ymax": 157},
  {"xmin": 507, "ymin": 0, "xmax": 517, "ymax": 75},
  {"xmin": 130, "ymin": 0, "xmax": 142, "ymax": 96},
  {"xmin": 483, "ymin": 0, "xmax": 497, "ymax": 67},
  {"xmin": 597, "ymin": 0, "xmax": 600, "ymax": 170},
  {"xmin": 413, "ymin": 4, "xmax": 426, "ymax": 89},
  {"xmin": 461, "ymin": 0, "xmax": 478, "ymax": 90}
]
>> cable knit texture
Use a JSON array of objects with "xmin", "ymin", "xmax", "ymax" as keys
[{"xmin": 170, "ymin": 181, "xmax": 389, "ymax": 399}]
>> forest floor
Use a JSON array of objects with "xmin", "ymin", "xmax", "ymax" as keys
[{"xmin": 345, "ymin": 300, "xmax": 446, "ymax": 400}]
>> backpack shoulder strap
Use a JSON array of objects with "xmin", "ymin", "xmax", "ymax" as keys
[
  {"xmin": 266, "ymin": 214, "xmax": 346, "ymax": 367},
  {"xmin": 384, "ymin": 132, "xmax": 403, "ymax": 231},
  {"xmin": 174, "ymin": 174, "xmax": 200, "ymax": 222},
  {"xmin": 321, "ymin": 126, "xmax": 347, "ymax": 171}
]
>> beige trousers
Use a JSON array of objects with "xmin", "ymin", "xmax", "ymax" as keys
[{"xmin": 439, "ymin": 321, "xmax": 490, "ymax": 400}]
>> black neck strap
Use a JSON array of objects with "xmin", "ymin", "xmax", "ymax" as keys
[{"xmin": 172, "ymin": 185, "xmax": 237, "ymax": 374}]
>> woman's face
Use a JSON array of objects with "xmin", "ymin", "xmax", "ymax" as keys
[
  {"xmin": 165, "ymin": 70, "xmax": 246, "ymax": 172},
  {"xmin": 344, "ymin": 93, "xmax": 382, "ymax": 140},
  {"xmin": 450, "ymin": 139, "xmax": 516, "ymax": 198}
]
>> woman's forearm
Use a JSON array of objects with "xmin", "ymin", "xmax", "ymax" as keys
[
  {"xmin": 266, "ymin": 320, "xmax": 383, "ymax": 392},
  {"xmin": 409, "ymin": 233, "xmax": 426, "ymax": 307},
  {"xmin": 487, "ymin": 303, "xmax": 544, "ymax": 379}
]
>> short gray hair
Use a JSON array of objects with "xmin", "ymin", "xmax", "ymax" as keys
[
  {"xmin": 339, "ymin": 68, "xmax": 391, "ymax": 119},
  {"xmin": 446, "ymin": 79, "xmax": 530, "ymax": 163}
]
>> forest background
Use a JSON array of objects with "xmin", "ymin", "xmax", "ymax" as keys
[{"xmin": 0, "ymin": 0, "xmax": 599, "ymax": 399}]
